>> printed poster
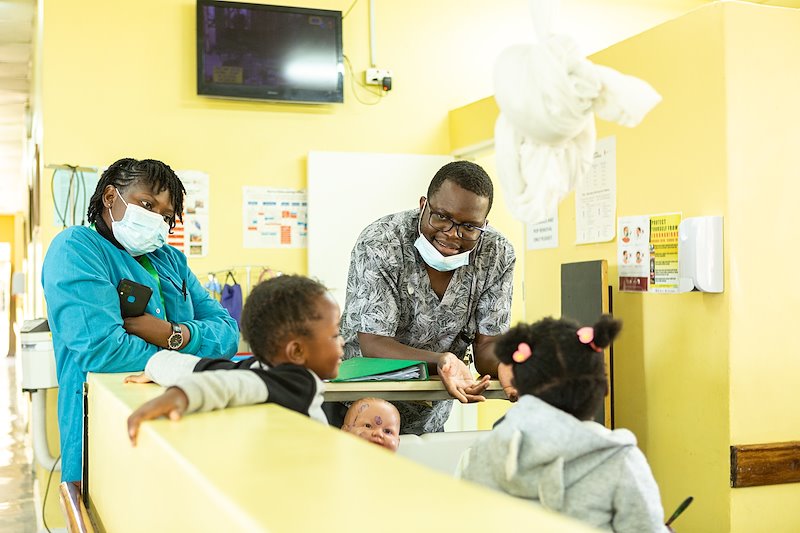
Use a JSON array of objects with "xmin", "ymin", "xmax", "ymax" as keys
[
  {"xmin": 526, "ymin": 217, "xmax": 558, "ymax": 250},
  {"xmin": 618, "ymin": 215, "xmax": 650, "ymax": 292},
  {"xmin": 243, "ymin": 187, "xmax": 307, "ymax": 248},
  {"xmin": 576, "ymin": 136, "xmax": 616, "ymax": 244},
  {"xmin": 618, "ymin": 213, "xmax": 681, "ymax": 293},
  {"xmin": 170, "ymin": 171, "xmax": 210, "ymax": 257},
  {"xmin": 648, "ymin": 214, "xmax": 681, "ymax": 293}
]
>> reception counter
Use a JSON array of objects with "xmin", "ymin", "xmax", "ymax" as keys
[{"xmin": 86, "ymin": 372, "xmax": 597, "ymax": 532}]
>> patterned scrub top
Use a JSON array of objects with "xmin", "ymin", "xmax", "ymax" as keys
[{"xmin": 341, "ymin": 209, "xmax": 516, "ymax": 434}]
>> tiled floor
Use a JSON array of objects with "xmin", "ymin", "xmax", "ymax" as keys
[{"xmin": 0, "ymin": 357, "xmax": 40, "ymax": 533}]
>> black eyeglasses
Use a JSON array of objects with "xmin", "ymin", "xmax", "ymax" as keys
[{"xmin": 425, "ymin": 204, "xmax": 486, "ymax": 241}]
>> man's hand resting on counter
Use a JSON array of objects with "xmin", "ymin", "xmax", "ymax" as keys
[{"xmin": 437, "ymin": 353, "xmax": 491, "ymax": 403}]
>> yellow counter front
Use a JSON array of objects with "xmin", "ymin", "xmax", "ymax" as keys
[{"xmin": 86, "ymin": 373, "xmax": 597, "ymax": 532}]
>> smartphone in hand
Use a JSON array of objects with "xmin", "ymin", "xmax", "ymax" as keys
[{"xmin": 117, "ymin": 279, "xmax": 153, "ymax": 318}]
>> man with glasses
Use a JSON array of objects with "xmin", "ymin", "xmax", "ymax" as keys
[{"xmin": 336, "ymin": 161, "xmax": 516, "ymax": 434}]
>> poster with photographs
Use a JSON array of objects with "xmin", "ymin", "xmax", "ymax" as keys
[
  {"xmin": 169, "ymin": 170, "xmax": 209, "ymax": 257},
  {"xmin": 618, "ymin": 213, "xmax": 681, "ymax": 293},
  {"xmin": 618, "ymin": 215, "xmax": 650, "ymax": 292}
]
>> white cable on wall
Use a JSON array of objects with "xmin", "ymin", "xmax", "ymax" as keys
[
  {"xmin": 31, "ymin": 390, "xmax": 61, "ymax": 472},
  {"xmin": 369, "ymin": 0, "xmax": 376, "ymax": 67}
]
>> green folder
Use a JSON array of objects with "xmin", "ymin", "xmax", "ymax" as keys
[{"xmin": 331, "ymin": 358, "xmax": 430, "ymax": 382}]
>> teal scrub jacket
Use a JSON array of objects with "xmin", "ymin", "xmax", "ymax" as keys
[{"xmin": 42, "ymin": 226, "xmax": 239, "ymax": 481}]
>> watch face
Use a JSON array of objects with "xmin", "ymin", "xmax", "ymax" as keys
[
  {"xmin": 167, "ymin": 323, "xmax": 183, "ymax": 350},
  {"xmin": 168, "ymin": 332, "xmax": 183, "ymax": 350}
]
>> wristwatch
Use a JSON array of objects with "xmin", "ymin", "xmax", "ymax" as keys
[{"xmin": 167, "ymin": 322, "xmax": 183, "ymax": 350}]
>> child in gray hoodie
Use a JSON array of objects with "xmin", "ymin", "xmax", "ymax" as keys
[{"xmin": 457, "ymin": 315, "xmax": 670, "ymax": 532}]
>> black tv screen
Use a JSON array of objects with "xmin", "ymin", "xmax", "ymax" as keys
[{"xmin": 197, "ymin": 1, "xmax": 344, "ymax": 104}]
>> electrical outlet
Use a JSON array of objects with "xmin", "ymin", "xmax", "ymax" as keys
[{"xmin": 365, "ymin": 68, "xmax": 392, "ymax": 86}]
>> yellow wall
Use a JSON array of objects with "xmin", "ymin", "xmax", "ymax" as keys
[
  {"xmin": 450, "ymin": 4, "xmax": 741, "ymax": 531},
  {"xmin": 473, "ymin": 152, "xmax": 525, "ymax": 429},
  {"xmin": 589, "ymin": 6, "xmax": 731, "ymax": 532},
  {"xmin": 35, "ymin": 0, "xmax": 537, "ymax": 521},
  {"xmin": 38, "ymin": 0, "xmax": 548, "ymax": 277},
  {"xmin": 0, "ymin": 212, "xmax": 28, "ymax": 290},
  {"xmin": 451, "ymin": 3, "xmax": 800, "ymax": 532},
  {"xmin": 31, "ymin": 0, "xmax": 740, "ymax": 529},
  {"xmin": 724, "ymin": 4, "xmax": 800, "ymax": 532},
  {"xmin": 0, "ymin": 215, "xmax": 15, "ymax": 257},
  {"xmin": 36, "ymin": 0, "xmax": 710, "ymax": 273},
  {"xmin": 0, "ymin": 214, "xmax": 23, "ymax": 359}
]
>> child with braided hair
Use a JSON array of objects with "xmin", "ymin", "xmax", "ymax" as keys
[{"xmin": 458, "ymin": 315, "xmax": 670, "ymax": 533}]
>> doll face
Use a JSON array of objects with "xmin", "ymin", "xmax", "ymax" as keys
[{"xmin": 343, "ymin": 400, "xmax": 400, "ymax": 452}]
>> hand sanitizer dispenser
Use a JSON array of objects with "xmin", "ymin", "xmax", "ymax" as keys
[
  {"xmin": 678, "ymin": 216, "xmax": 723, "ymax": 293},
  {"xmin": 20, "ymin": 318, "xmax": 57, "ymax": 390}
]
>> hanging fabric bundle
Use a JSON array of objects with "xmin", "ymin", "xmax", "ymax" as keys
[
  {"xmin": 220, "ymin": 271, "xmax": 243, "ymax": 325},
  {"xmin": 494, "ymin": 0, "xmax": 662, "ymax": 224}
]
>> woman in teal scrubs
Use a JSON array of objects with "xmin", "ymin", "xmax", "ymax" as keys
[{"xmin": 42, "ymin": 158, "xmax": 239, "ymax": 484}]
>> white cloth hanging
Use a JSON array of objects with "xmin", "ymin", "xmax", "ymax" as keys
[{"xmin": 494, "ymin": 0, "xmax": 662, "ymax": 224}]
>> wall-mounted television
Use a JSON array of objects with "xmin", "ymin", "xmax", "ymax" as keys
[{"xmin": 197, "ymin": 1, "xmax": 344, "ymax": 104}]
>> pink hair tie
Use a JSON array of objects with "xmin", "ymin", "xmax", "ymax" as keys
[
  {"xmin": 512, "ymin": 342, "xmax": 532, "ymax": 363},
  {"xmin": 577, "ymin": 327, "xmax": 603, "ymax": 353}
]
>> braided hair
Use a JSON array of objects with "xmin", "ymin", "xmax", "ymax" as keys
[
  {"xmin": 241, "ymin": 275, "xmax": 328, "ymax": 364},
  {"xmin": 86, "ymin": 158, "xmax": 185, "ymax": 229},
  {"xmin": 496, "ymin": 315, "xmax": 622, "ymax": 420}
]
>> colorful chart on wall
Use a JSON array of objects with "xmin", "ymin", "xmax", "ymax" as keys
[{"xmin": 242, "ymin": 187, "xmax": 307, "ymax": 249}]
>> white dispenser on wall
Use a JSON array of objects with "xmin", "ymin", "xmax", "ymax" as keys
[
  {"xmin": 678, "ymin": 216, "xmax": 723, "ymax": 293},
  {"xmin": 20, "ymin": 318, "xmax": 57, "ymax": 390}
]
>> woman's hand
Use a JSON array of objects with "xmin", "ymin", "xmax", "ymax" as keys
[
  {"xmin": 497, "ymin": 363, "xmax": 518, "ymax": 402},
  {"xmin": 123, "ymin": 372, "xmax": 153, "ymax": 385},
  {"xmin": 437, "ymin": 353, "xmax": 491, "ymax": 403},
  {"xmin": 127, "ymin": 387, "xmax": 189, "ymax": 446},
  {"xmin": 123, "ymin": 313, "xmax": 171, "ymax": 348}
]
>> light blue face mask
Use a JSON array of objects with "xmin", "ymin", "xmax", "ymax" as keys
[
  {"xmin": 413, "ymin": 200, "xmax": 475, "ymax": 272},
  {"xmin": 109, "ymin": 188, "xmax": 170, "ymax": 256}
]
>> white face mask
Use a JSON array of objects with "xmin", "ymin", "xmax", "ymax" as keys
[
  {"xmin": 413, "ymin": 200, "xmax": 475, "ymax": 272},
  {"xmin": 109, "ymin": 188, "xmax": 170, "ymax": 256}
]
